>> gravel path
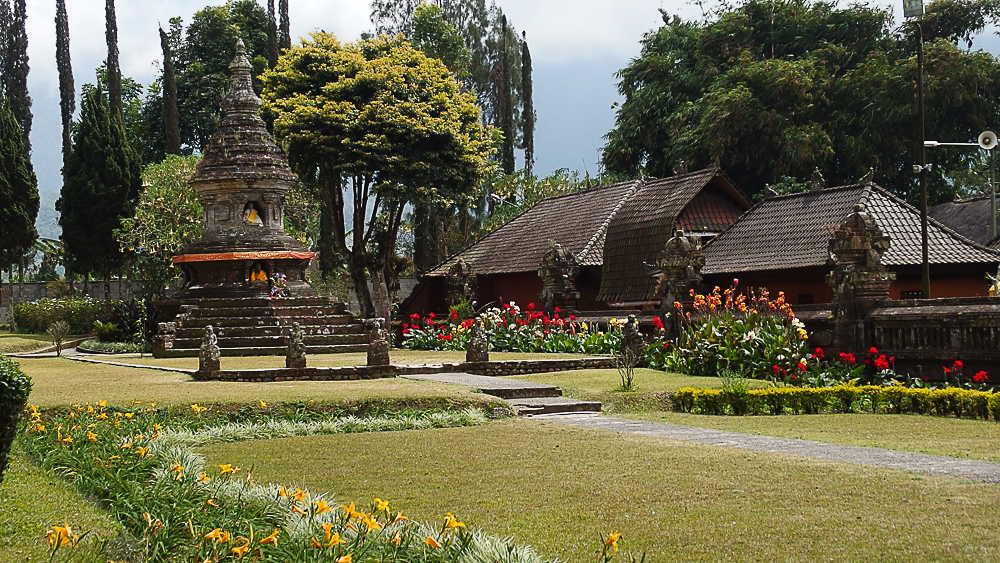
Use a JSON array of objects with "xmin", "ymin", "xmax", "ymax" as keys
[{"xmin": 545, "ymin": 415, "xmax": 1000, "ymax": 483}]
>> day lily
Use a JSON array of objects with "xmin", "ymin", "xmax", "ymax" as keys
[
  {"xmin": 207, "ymin": 499, "xmax": 219, "ymax": 508},
  {"xmin": 277, "ymin": 485, "xmax": 287, "ymax": 497},
  {"xmin": 336, "ymin": 554, "xmax": 353, "ymax": 563},
  {"xmin": 46, "ymin": 522, "xmax": 74, "ymax": 548},
  {"xmin": 374, "ymin": 498, "xmax": 389, "ymax": 512},
  {"xmin": 340, "ymin": 501, "xmax": 364, "ymax": 520},
  {"xmin": 389, "ymin": 530, "xmax": 402, "ymax": 546},
  {"xmin": 423, "ymin": 536, "xmax": 443, "ymax": 549},
  {"xmin": 362, "ymin": 513, "xmax": 383, "ymax": 531},
  {"xmin": 443, "ymin": 512, "xmax": 465, "ymax": 530},
  {"xmin": 231, "ymin": 538, "xmax": 251, "ymax": 558},
  {"xmin": 313, "ymin": 500, "xmax": 333, "ymax": 515},
  {"xmin": 293, "ymin": 488, "xmax": 308, "ymax": 501},
  {"xmin": 204, "ymin": 528, "xmax": 223, "ymax": 540},
  {"xmin": 197, "ymin": 472, "xmax": 211, "ymax": 483},
  {"xmin": 259, "ymin": 528, "xmax": 279, "ymax": 546},
  {"xmin": 605, "ymin": 532, "xmax": 621, "ymax": 554},
  {"xmin": 310, "ymin": 537, "xmax": 323, "ymax": 549}
]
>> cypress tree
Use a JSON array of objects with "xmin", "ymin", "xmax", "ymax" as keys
[
  {"xmin": 56, "ymin": 0, "xmax": 74, "ymax": 163},
  {"xmin": 520, "ymin": 31, "xmax": 534, "ymax": 175},
  {"xmin": 57, "ymin": 86, "xmax": 140, "ymax": 297},
  {"xmin": 278, "ymin": 0, "xmax": 290, "ymax": 50},
  {"xmin": 493, "ymin": 14, "xmax": 515, "ymax": 175},
  {"xmin": 4, "ymin": 0, "xmax": 30, "ymax": 156},
  {"xmin": 0, "ymin": 99, "xmax": 38, "ymax": 272},
  {"xmin": 267, "ymin": 0, "xmax": 278, "ymax": 67},
  {"xmin": 0, "ymin": 1, "xmax": 9, "ymax": 93},
  {"xmin": 159, "ymin": 27, "xmax": 180, "ymax": 155},
  {"xmin": 105, "ymin": 0, "xmax": 122, "ymax": 119}
]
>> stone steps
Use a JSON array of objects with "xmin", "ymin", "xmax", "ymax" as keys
[
  {"xmin": 399, "ymin": 372, "xmax": 602, "ymax": 416},
  {"xmin": 504, "ymin": 396, "xmax": 603, "ymax": 416},
  {"xmin": 156, "ymin": 343, "xmax": 369, "ymax": 358}
]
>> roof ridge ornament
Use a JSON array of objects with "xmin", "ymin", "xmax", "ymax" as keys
[
  {"xmin": 860, "ymin": 167, "xmax": 875, "ymax": 185},
  {"xmin": 809, "ymin": 168, "xmax": 826, "ymax": 191}
]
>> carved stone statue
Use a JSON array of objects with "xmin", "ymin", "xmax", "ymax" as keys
[
  {"xmin": 621, "ymin": 314, "xmax": 644, "ymax": 360},
  {"xmin": 446, "ymin": 259, "xmax": 477, "ymax": 307},
  {"xmin": 286, "ymin": 322, "xmax": 307, "ymax": 369},
  {"xmin": 537, "ymin": 241, "xmax": 580, "ymax": 314},
  {"xmin": 367, "ymin": 317, "xmax": 390, "ymax": 366},
  {"xmin": 466, "ymin": 317, "xmax": 490, "ymax": 363},
  {"xmin": 199, "ymin": 325, "xmax": 221, "ymax": 372},
  {"xmin": 651, "ymin": 230, "xmax": 704, "ymax": 309}
]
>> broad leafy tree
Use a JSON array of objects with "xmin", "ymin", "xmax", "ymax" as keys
[
  {"xmin": 58, "ymin": 85, "xmax": 142, "ymax": 298},
  {"xmin": 116, "ymin": 155, "xmax": 202, "ymax": 299},
  {"xmin": 0, "ymin": 99, "xmax": 38, "ymax": 272},
  {"xmin": 139, "ymin": 1, "xmax": 270, "ymax": 163},
  {"xmin": 601, "ymin": 0, "xmax": 1000, "ymax": 205},
  {"xmin": 261, "ymin": 33, "xmax": 497, "ymax": 318}
]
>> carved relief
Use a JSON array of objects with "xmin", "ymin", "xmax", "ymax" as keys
[{"xmin": 537, "ymin": 241, "xmax": 580, "ymax": 314}]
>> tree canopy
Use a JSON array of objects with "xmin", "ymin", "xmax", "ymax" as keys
[
  {"xmin": 261, "ymin": 32, "xmax": 496, "ymax": 317},
  {"xmin": 0, "ymin": 99, "xmax": 38, "ymax": 271},
  {"xmin": 57, "ymin": 85, "xmax": 141, "ymax": 286},
  {"xmin": 601, "ymin": 0, "xmax": 1000, "ymax": 205}
]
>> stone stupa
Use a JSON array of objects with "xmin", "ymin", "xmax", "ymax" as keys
[
  {"xmin": 152, "ymin": 41, "xmax": 369, "ymax": 358},
  {"xmin": 171, "ymin": 39, "xmax": 314, "ymax": 298}
]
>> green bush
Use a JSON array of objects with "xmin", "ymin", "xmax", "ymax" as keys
[
  {"xmin": 0, "ymin": 356, "xmax": 31, "ymax": 483},
  {"xmin": 671, "ymin": 384, "xmax": 999, "ymax": 420},
  {"xmin": 79, "ymin": 339, "xmax": 152, "ymax": 354},
  {"xmin": 11, "ymin": 297, "xmax": 105, "ymax": 334}
]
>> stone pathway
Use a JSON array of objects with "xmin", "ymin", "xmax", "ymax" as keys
[
  {"xmin": 401, "ymin": 372, "xmax": 602, "ymax": 415},
  {"xmin": 546, "ymin": 415, "xmax": 1000, "ymax": 483}
]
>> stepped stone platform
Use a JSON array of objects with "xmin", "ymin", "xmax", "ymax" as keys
[
  {"xmin": 152, "ymin": 297, "xmax": 370, "ymax": 358},
  {"xmin": 401, "ymin": 372, "xmax": 603, "ymax": 416}
]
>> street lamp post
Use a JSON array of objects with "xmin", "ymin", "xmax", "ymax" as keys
[
  {"xmin": 904, "ymin": 0, "xmax": 930, "ymax": 299},
  {"xmin": 924, "ymin": 133, "xmax": 997, "ymax": 237}
]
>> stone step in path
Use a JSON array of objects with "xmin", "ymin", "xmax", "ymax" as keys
[{"xmin": 400, "ymin": 372, "xmax": 602, "ymax": 416}]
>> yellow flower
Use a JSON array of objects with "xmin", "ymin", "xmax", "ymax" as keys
[
  {"xmin": 231, "ymin": 538, "xmax": 251, "ymax": 558},
  {"xmin": 108, "ymin": 455, "xmax": 120, "ymax": 461},
  {"xmin": 97, "ymin": 413, "xmax": 107, "ymax": 420},
  {"xmin": 197, "ymin": 472, "xmax": 211, "ymax": 483},
  {"xmin": 391, "ymin": 511, "xmax": 409, "ymax": 525},
  {"xmin": 46, "ymin": 522, "xmax": 74, "ymax": 548},
  {"xmin": 389, "ymin": 530, "xmax": 402, "ymax": 546},
  {"xmin": 123, "ymin": 412, "xmax": 134, "ymax": 419},
  {"xmin": 258, "ymin": 528, "xmax": 279, "ymax": 546},
  {"xmin": 310, "ymin": 537, "xmax": 323, "ymax": 549},
  {"xmin": 61, "ymin": 435, "xmax": 72, "ymax": 443},
  {"xmin": 153, "ymin": 423, "xmax": 163, "ymax": 431},
  {"xmin": 87, "ymin": 432, "xmax": 98, "ymax": 442},
  {"xmin": 98, "ymin": 400, "xmax": 106, "ymax": 408},
  {"xmin": 340, "ymin": 501, "xmax": 363, "ymax": 520},
  {"xmin": 362, "ymin": 513, "xmax": 382, "ymax": 531},
  {"xmin": 443, "ymin": 512, "xmax": 465, "ymax": 530},
  {"xmin": 336, "ymin": 554, "xmax": 353, "ymax": 563},
  {"xmin": 277, "ymin": 485, "xmax": 287, "ymax": 497},
  {"xmin": 169, "ymin": 461, "xmax": 184, "ymax": 473},
  {"xmin": 259, "ymin": 400, "xmax": 267, "ymax": 408},
  {"xmin": 204, "ymin": 528, "xmax": 223, "ymax": 540},
  {"xmin": 136, "ymin": 446, "xmax": 151, "ymax": 457},
  {"xmin": 374, "ymin": 497, "xmax": 389, "ymax": 512},
  {"xmin": 293, "ymin": 488, "xmax": 308, "ymax": 502},
  {"xmin": 218, "ymin": 464, "xmax": 237, "ymax": 475},
  {"xmin": 207, "ymin": 498, "xmax": 219, "ymax": 508},
  {"xmin": 313, "ymin": 500, "xmax": 333, "ymax": 515},
  {"xmin": 423, "ymin": 536, "xmax": 443, "ymax": 549},
  {"xmin": 604, "ymin": 532, "xmax": 621, "ymax": 554},
  {"xmin": 191, "ymin": 404, "xmax": 207, "ymax": 414}
]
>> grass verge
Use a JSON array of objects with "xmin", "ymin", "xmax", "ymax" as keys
[
  {"xmin": 0, "ymin": 331, "xmax": 54, "ymax": 354},
  {"xmin": 17, "ymin": 356, "xmax": 504, "ymax": 408},
  {"xmin": 0, "ymin": 446, "xmax": 131, "ymax": 561},
  {"xmin": 200, "ymin": 419, "xmax": 1000, "ymax": 563}
]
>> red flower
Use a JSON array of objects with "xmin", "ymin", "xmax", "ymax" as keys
[
  {"xmin": 797, "ymin": 362, "xmax": 807, "ymax": 371},
  {"xmin": 451, "ymin": 310, "xmax": 458, "ymax": 321},
  {"xmin": 923, "ymin": 376, "xmax": 929, "ymax": 382},
  {"xmin": 790, "ymin": 374, "xmax": 796, "ymax": 380},
  {"xmin": 402, "ymin": 323, "xmax": 409, "ymax": 328},
  {"xmin": 973, "ymin": 371, "xmax": 988, "ymax": 383},
  {"xmin": 653, "ymin": 317, "xmax": 664, "ymax": 329},
  {"xmin": 554, "ymin": 307, "xmax": 561, "ymax": 313},
  {"xmin": 813, "ymin": 347, "xmax": 824, "ymax": 359},
  {"xmin": 402, "ymin": 328, "xmax": 409, "ymax": 334},
  {"xmin": 869, "ymin": 347, "xmax": 878, "ymax": 355},
  {"xmin": 839, "ymin": 352, "xmax": 856, "ymax": 365},
  {"xmin": 528, "ymin": 302, "xmax": 535, "ymax": 310},
  {"xmin": 410, "ymin": 313, "xmax": 420, "ymax": 320},
  {"xmin": 953, "ymin": 360, "xmax": 963, "ymax": 371},
  {"xmin": 569, "ymin": 315, "xmax": 576, "ymax": 321},
  {"xmin": 772, "ymin": 365, "xmax": 780, "ymax": 373},
  {"xmin": 943, "ymin": 367, "xmax": 952, "ymax": 373}
]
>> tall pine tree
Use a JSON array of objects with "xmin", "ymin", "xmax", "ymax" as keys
[
  {"xmin": 0, "ymin": 99, "xmax": 38, "ymax": 272},
  {"xmin": 56, "ymin": 0, "xmax": 74, "ymax": 162},
  {"xmin": 278, "ymin": 0, "xmax": 290, "ymax": 49},
  {"xmin": 105, "ymin": 0, "xmax": 122, "ymax": 119},
  {"xmin": 3, "ymin": 0, "xmax": 30, "ymax": 156},
  {"xmin": 520, "ymin": 31, "xmax": 534, "ymax": 175},
  {"xmin": 267, "ymin": 0, "xmax": 278, "ymax": 67},
  {"xmin": 159, "ymin": 27, "xmax": 180, "ymax": 155},
  {"xmin": 57, "ymin": 86, "xmax": 141, "ymax": 298}
]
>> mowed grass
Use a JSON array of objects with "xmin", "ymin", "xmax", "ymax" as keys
[
  {"xmin": 0, "ymin": 448, "xmax": 129, "ymax": 561},
  {"xmin": 91, "ymin": 350, "xmax": 591, "ymax": 371},
  {"xmin": 0, "ymin": 331, "xmax": 55, "ymax": 353},
  {"xmin": 17, "ymin": 356, "xmax": 503, "ymax": 408},
  {"xmin": 201, "ymin": 419, "xmax": 1000, "ymax": 563},
  {"xmin": 628, "ymin": 411, "xmax": 1000, "ymax": 463}
]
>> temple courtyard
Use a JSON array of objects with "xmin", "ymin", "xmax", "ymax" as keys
[{"xmin": 3, "ymin": 348, "xmax": 1000, "ymax": 562}]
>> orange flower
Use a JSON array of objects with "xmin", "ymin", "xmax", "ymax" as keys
[
  {"xmin": 374, "ymin": 498, "xmax": 389, "ymax": 512},
  {"xmin": 389, "ymin": 530, "xmax": 402, "ymax": 546},
  {"xmin": 310, "ymin": 537, "xmax": 323, "ymax": 549},
  {"xmin": 207, "ymin": 499, "xmax": 219, "ymax": 508},
  {"xmin": 336, "ymin": 554, "xmax": 352, "ymax": 563},
  {"xmin": 313, "ymin": 500, "xmax": 333, "ymax": 515},
  {"xmin": 604, "ymin": 532, "xmax": 621, "ymax": 554},
  {"xmin": 204, "ymin": 528, "xmax": 223, "ymax": 540},
  {"xmin": 443, "ymin": 512, "xmax": 465, "ymax": 530},
  {"xmin": 46, "ymin": 522, "xmax": 74, "ymax": 548},
  {"xmin": 423, "ymin": 536, "xmax": 442, "ymax": 549},
  {"xmin": 231, "ymin": 538, "xmax": 251, "ymax": 558},
  {"xmin": 258, "ymin": 528, "xmax": 279, "ymax": 546}
]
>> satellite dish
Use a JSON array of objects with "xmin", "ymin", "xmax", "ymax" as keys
[{"xmin": 979, "ymin": 131, "xmax": 997, "ymax": 150}]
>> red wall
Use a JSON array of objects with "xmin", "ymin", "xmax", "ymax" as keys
[{"xmin": 476, "ymin": 272, "xmax": 544, "ymax": 309}]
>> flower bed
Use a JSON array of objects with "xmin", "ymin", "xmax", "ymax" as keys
[
  {"xmin": 21, "ymin": 401, "xmax": 568, "ymax": 562},
  {"xmin": 402, "ymin": 302, "xmax": 624, "ymax": 355}
]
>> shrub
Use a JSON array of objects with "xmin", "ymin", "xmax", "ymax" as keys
[
  {"xmin": 92, "ymin": 320, "xmax": 121, "ymax": 342},
  {"xmin": 671, "ymin": 383, "xmax": 1000, "ymax": 420},
  {"xmin": 0, "ymin": 356, "xmax": 31, "ymax": 483},
  {"xmin": 11, "ymin": 297, "xmax": 105, "ymax": 334},
  {"xmin": 79, "ymin": 339, "xmax": 152, "ymax": 354}
]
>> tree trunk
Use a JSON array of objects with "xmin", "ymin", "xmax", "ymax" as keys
[
  {"xmin": 371, "ymin": 268, "xmax": 390, "ymax": 322},
  {"xmin": 347, "ymin": 255, "xmax": 374, "ymax": 318}
]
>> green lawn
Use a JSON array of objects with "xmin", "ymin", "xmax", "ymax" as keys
[
  {"xmin": 201, "ymin": 419, "xmax": 1000, "ymax": 562},
  {"xmin": 0, "ymin": 447, "xmax": 130, "ymax": 561},
  {"xmin": 0, "ymin": 331, "xmax": 54, "ymax": 354},
  {"xmin": 17, "ymin": 356, "xmax": 503, "ymax": 409}
]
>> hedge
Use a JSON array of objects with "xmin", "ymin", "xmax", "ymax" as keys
[{"xmin": 672, "ymin": 384, "xmax": 1000, "ymax": 420}]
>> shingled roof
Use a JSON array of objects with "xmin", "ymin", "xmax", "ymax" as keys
[
  {"xmin": 596, "ymin": 168, "xmax": 751, "ymax": 303},
  {"xmin": 928, "ymin": 196, "xmax": 999, "ymax": 247},
  {"xmin": 426, "ymin": 180, "xmax": 641, "ymax": 277},
  {"xmin": 702, "ymin": 182, "xmax": 1000, "ymax": 276}
]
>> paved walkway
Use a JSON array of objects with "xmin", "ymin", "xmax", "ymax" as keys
[{"xmin": 546, "ymin": 415, "xmax": 1000, "ymax": 483}]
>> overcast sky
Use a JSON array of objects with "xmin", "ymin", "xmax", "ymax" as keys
[{"xmin": 20, "ymin": 0, "xmax": 981, "ymax": 236}]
